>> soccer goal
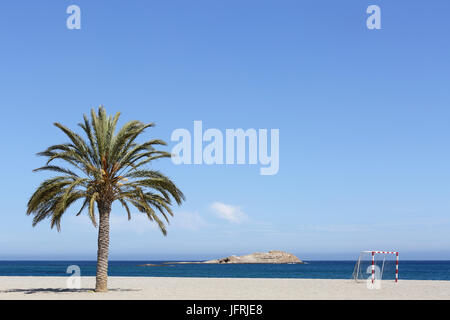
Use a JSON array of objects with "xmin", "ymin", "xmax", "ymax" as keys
[{"xmin": 352, "ymin": 251, "xmax": 399, "ymax": 283}]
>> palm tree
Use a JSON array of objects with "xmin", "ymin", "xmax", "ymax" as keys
[{"xmin": 27, "ymin": 106, "xmax": 185, "ymax": 292}]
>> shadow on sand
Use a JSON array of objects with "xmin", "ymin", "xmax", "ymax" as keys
[{"xmin": 0, "ymin": 288, "xmax": 141, "ymax": 294}]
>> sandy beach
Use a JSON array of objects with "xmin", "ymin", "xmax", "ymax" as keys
[{"xmin": 0, "ymin": 277, "xmax": 449, "ymax": 300}]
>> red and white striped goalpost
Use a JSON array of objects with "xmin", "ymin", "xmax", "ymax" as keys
[{"xmin": 370, "ymin": 251, "xmax": 399, "ymax": 283}]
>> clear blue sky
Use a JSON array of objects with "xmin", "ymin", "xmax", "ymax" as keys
[{"xmin": 0, "ymin": 1, "xmax": 449, "ymax": 260}]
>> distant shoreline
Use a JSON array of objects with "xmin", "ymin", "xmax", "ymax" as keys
[
  {"xmin": 137, "ymin": 261, "xmax": 305, "ymax": 266},
  {"xmin": 2, "ymin": 259, "xmax": 450, "ymax": 261}
]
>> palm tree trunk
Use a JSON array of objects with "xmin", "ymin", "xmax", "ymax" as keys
[{"xmin": 95, "ymin": 201, "xmax": 111, "ymax": 292}]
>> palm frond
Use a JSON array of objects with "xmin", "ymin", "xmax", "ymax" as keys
[{"xmin": 28, "ymin": 106, "xmax": 184, "ymax": 234}]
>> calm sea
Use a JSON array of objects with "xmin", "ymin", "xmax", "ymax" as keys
[{"xmin": 0, "ymin": 260, "xmax": 449, "ymax": 280}]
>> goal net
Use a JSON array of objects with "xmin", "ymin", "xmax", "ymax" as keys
[{"xmin": 352, "ymin": 251, "xmax": 398, "ymax": 283}]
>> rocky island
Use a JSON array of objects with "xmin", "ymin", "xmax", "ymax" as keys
[
  {"xmin": 203, "ymin": 250, "xmax": 303, "ymax": 264},
  {"xmin": 138, "ymin": 251, "xmax": 303, "ymax": 267},
  {"xmin": 138, "ymin": 251, "xmax": 303, "ymax": 265}
]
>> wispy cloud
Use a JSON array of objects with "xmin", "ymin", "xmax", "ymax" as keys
[
  {"xmin": 172, "ymin": 211, "xmax": 208, "ymax": 230},
  {"xmin": 109, "ymin": 213, "xmax": 157, "ymax": 235},
  {"xmin": 67, "ymin": 210, "xmax": 208, "ymax": 234},
  {"xmin": 65, "ymin": 213, "xmax": 158, "ymax": 235},
  {"xmin": 210, "ymin": 202, "xmax": 248, "ymax": 224}
]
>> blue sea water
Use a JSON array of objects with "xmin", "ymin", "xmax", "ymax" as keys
[{"xmin": 0, "ymin": 261, "xmax": 449, "ymax": 280}]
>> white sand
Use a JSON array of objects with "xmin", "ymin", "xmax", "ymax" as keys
[{"xmin": 0, "ymin": 276, "xmax": 449, "ymax": 300}]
